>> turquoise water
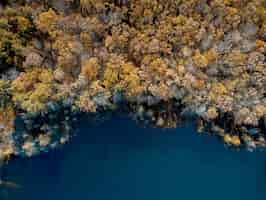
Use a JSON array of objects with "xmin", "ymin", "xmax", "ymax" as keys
[{"xmin": 2, "ymin": 115, "xmax": 266, "ymax": 200}]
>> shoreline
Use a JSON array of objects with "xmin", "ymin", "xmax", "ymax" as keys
[{"xmin": 0, "ymin": 0, "xmax": 265, "ymax": 161}]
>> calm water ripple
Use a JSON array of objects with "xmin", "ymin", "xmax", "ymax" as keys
[{"xmin": 2, "ymin": 116, "xmax": 266, "ymax": 200}]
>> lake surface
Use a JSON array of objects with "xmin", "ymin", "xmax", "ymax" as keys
[{"xmin": 2, "ymin": 115, "xmax": 266, "ymax": 200}]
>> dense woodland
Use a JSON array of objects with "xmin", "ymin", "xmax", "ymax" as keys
[{"xmin": 0, "ymin": 0, "xmax": 265, "ymax": 159}]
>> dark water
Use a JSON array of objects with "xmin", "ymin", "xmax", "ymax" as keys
[{"xmin": 2, "ymin": 115, "xmax": 266, "ymax": 200}]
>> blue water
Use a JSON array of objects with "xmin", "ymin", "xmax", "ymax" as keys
[{"xmin": 2, "ymin": 115, "xmax": 266, "ymax": 200}]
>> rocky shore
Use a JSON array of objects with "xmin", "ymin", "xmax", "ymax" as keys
[{"xmin": 0, "ymin": 0, "xmax": 265, "ymax": 161}]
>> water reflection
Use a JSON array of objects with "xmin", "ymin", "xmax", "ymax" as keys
[{"xmin": 2, "ymin": 115, "xmax": 266, "ymax": 200}]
